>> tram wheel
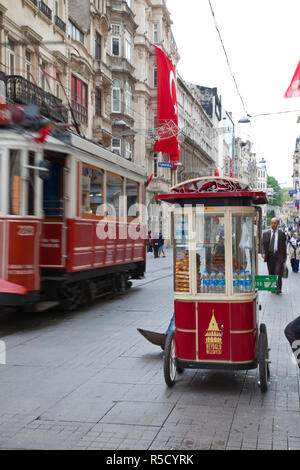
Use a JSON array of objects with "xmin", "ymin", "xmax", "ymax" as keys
[
  {"xmin": 163, "ymin": 329, "xmax": 177, "ymax": 387},
  {"xmin": 258, "ymin": 324, "xmax": 269, "ymax": 392}
]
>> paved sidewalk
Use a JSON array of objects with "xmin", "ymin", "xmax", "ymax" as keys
[{"xmin": 0, "ymin": 251, "xmax": 299, "ymax": 450}]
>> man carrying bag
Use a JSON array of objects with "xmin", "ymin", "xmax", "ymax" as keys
[{"xmin": 261, "ymin": 218, "xmax": 287, "ymax": 295}]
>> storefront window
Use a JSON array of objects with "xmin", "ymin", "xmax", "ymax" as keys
[
  {"xmin": 174, "ymin": 213, "xmax": 190, "ymax": 293},
  {"xmin": 81, "ymin": 166, "xmax": 103, "ymax": 215},
  {"xmin": 232, "ymin": 215, "xmax": 255, "ymax": 293},
  {"xmin": 196, "ymin": 214, "xmax": 226, "ymax": 294}
]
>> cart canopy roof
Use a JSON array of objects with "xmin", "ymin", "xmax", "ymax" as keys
[{"xmin": 158, "ymin": 176, "xmax": 268, "ymax": 205}]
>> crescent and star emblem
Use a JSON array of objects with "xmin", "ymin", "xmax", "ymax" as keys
[{"xmin": 169, "ymin": 70, "xmax": 178, "ymax": 116}]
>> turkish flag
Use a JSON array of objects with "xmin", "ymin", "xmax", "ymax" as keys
[
  {"xmin": 284, "ymin": 61, "xmax": 300, "ymax": 98},
  {"xmin": 153, "ymin": 45, "xmax": 179, "ymax": 162}
]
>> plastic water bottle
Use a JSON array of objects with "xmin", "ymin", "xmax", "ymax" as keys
[
  {"xmin": 233, "ymin": 270, "xmax": 239, "ymax": 294},
  {"xmin": 202, "ymin": 270, "xmax": 210, "ymax": 293},
  {"xmin": 216, "ymin": 270, "xmax": 225, "ymax": 293},
  {"xmin": 239, "ymin": 270, "xmax": 246, "ymax": 293},
  {"xmin": 245, "ymin": 270, "xmax": 252, "ymax": 292},
  {"xmin": 210, "ymin": 270, "xmax": 217, "ymax": 293}
]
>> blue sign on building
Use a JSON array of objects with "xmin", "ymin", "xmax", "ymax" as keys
[{"xmin": 158, "ymin": 162, "xmax": 173, "ymax": 169}]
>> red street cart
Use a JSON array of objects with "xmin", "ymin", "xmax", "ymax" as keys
[{"xmin": 158, "ymin": 176, "xmax": 271, "ymax": 391}]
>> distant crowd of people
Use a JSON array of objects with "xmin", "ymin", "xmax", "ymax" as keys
[{"xmin": 147, "ymin": 231, "xmax": 166, "ymax": 258}]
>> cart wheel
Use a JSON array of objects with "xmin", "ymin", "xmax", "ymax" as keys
[
  {"xmin": 163, "ymin": 329, "xmax": 177, "ymax": 387},
  {"xmin": 258, "ymin": 325, "xmax": 269, "ymax": 392}
]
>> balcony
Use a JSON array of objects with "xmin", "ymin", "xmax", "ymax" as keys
[
  {"xmin": 54, "ymin": 15, "xmax": 66, "ymax": 33},
  {"xmin": 6, "ymin": 75, "xmax": 68, "ymax": 123},
  {"xmin": 39, "ymin": 1, "xmax": 52, "ymax": 21},
  {"xmin": 29, "ymin": 0, "xmax": 38, "ymax": 6},
  {"xmin": 71, "ymin": 100, "xmax": 87, "ymax": 126}
]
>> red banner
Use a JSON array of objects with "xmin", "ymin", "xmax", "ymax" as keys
[
  {"xmin": 153, "ymin": 45, "xmax": 179, "ymax": 162},
  {"xmin": 284, "ymin": 61, "xmax": 300, "ymax": 98}
]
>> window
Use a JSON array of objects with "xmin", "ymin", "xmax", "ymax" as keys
[
  {"xmin": 7, "ymin": 40, "xmax": 15, "ymax": 75},
  {"xmin": 111, "ymin": 24, "xmax": 121, "ymax": 56},
  {"xmin": 125, "ymin": 141, "xmax": 132, "ymax": 160},
  {"xmin": 153, "ymin": 23, "xmax": 159, "ymax": 43},
  {"xmin": 25, "ymin": 51, "xmax": 31, "ymax": 81},
  {"xmin": 126, "ymin": 179, "xmax": 139, "ymax": 218},
  {"xmin": 112, "ymin": 79, "xmax": 121, "ymax": 113},
  {"xmin": 112, "ymin": 37, "xmax": 120, "ymax": 56},
  {"xmin": 95, "ymin": 88, "xmax": 101, "ymax": 116},
  {"xmin": 9, "ymin": 150, "xmax": 21, "ymax": 215},
  {"xmin": 124, "ymin": 30, "xmax": 132, "ymax": 62},
  {"xmin": 232, "ymin": 215, "xmax": 255, "ymax": 293},
  {"xmin": 27, "ymin": 151, "xmax": 35, "ymax": 216},
  {"xmin": 125, "ymin": 82, "xmax": 132, "ymax": 116},
  {"xmin": 0, "ymin": 153, "xmax": 2, "ymax": 214},
  {"xmin": 55, "ymin": 72, "xmax": 60, "ymax": 98},
  {"xmin": 112, "ymin": 138, "xmax": 121, "ymax": 156},
  {"xmin": 95, "ymin": 32, "xmax": 101, "ymax": 60},
  {"xmin": 154, "ymin": 66, "xmax": 158, "ymax": 88},
  {"xmin": 106, "ymin": 173, "xmax": 123, "ymax": 217},
  {"xmin": 125, "ymin": 0, "xmax": 132, "ymax": 8},
  {"xmin": 81, "ymin": 166, "xmax": 103, "ymax": 216},
  {"xmin": 68, "ymin": 20, "xmax": 84, "ymax": 43},
  {"xmin": 153, "ymin": 154, "xmax": 158, "ymax": 177},
  {"xmin": 195, "ymin": 215, "xmax": 225, "ymax": 294},
  {"xmin": 71, "ymin": 75, "xmax": 88, "ymax": 124}
]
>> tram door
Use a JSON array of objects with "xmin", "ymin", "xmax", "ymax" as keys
[{"xmin": 40, "ymin": 153, "xmax": 67, "ymax": 269}]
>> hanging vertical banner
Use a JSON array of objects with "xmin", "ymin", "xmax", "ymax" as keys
[
  {"xmin": 229, "ymin": 157, "xmax": 233, "ymax": 177},
  {"xmin": 153, "ymin": 45, "xmax": 179, "ymax": 162},
  {"xmin": 284, "ymin": 61, "xmax": 300, "ymax": 98}
]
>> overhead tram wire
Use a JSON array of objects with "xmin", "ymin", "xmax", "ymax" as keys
[{"xmin": 207, "ymin": 0, "xmax": 249, "ymax": 117}]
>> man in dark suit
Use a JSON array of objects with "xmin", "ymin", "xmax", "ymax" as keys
[{"xmin": 261, "ymin": 218, "xmax": 287, "ymax": 295}]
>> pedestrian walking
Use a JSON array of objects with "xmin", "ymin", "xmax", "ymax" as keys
[
  {"xmin": 261, "ymin": 217, "xmax": 287, "ymax": 295},
  {"xmin": 153, "ymin": 233, "xmax": 160, "ymax": 258},
  {"xmin": 284, "ymin": 316, "xmax": 300, "ymax": 368},
  {"xmin": 287, "ymin": 231, "xmax": 300, "ymax": 273},
  {"xmin": 147, "ymin": 231, "xmax": 153, "ymax": 253},
  {"xmin": 158, "ymin": 232, "xmax": 166, "ymax": 257}
]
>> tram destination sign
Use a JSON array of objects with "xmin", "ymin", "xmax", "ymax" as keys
[{"xmin": 158, "ymin": 162, "xmax": 173, "ymax": 168}]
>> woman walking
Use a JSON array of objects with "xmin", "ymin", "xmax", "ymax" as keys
[{"xmin": 287, "ymin": 232, "xmax": 300, "ymax": 273}]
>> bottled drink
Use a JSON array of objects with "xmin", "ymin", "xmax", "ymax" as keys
[
  {"xmin": 216, "ymin": 270, "xmax": 225, "ymax": 293},
  {"xmin": 210, "ymin": 270, "xmax": 217, "ymax": 293},
  {"xmin": 239, "ymin": 270, "xmax": 246, "ymax": 293},
  {"xmin": 202, "ymin": 270, "xmax": 210, "ymax": 293},
  {"xmin": 233, "ymin": 270, "xmax": 239, "ymax": 294},
  {"xmin": 245, "ymin": 270, "xmax": 252, "ymax": 292}
]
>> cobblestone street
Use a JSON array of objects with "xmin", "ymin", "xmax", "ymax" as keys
[{"xmin": 0, "ymin": 250, "xmax": 299, "ymax": 450}]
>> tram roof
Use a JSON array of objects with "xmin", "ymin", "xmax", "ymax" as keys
[{"xmin": 158, "ymin": 176, "xmax": 268, "ymax": 205}]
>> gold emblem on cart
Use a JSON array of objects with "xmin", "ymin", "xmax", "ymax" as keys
[{"xmin": 205, "ymin": 310, "xmax": 222, "ymax": 355}]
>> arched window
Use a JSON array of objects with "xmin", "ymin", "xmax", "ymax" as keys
[{"xmin": 112, "ymin": 79, "xmax": 121, "ymax": 113}]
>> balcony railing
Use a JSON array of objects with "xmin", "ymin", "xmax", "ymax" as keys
[
  {"xmin": 54, "ymin": 15, "xmax": 66, "ymax": 32},
  {"xmin": 39, "ymin": 1, "xmax": 52, "ymax": 20},
  {"xmin": 71, "ymin": 100, "xmax": 87, "ymax": 125},
  {"xmin": 29, "ymin": 0, "xmax": 38, "ymax": 6},
  {"xmin": 6, "ymin": 75, "xmax": 68, "ymax": 123}
]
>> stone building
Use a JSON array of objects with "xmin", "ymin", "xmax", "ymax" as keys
[{"xmin": 176, "ymin": 76, "xmax": 215, "ymax": 182}]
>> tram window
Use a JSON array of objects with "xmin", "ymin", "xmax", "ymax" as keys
[
  {"xmin": 232, "ymin": 215, "xmax": 255, "ymax": 291},
  {"xmin": 174, "ymin": 213, "xmax": 190, "ymax": 293},
  {"xmin": 81, "ymin": 166, "xmax": 103, "ymax": 215},
  {"xmin": 106, "ymin": 173, "xmax": 123, "ymax": 218},
  {"xmin": 195, "ymin": 215, "xmax": 225, "ymax": 294},
  {"xmin": 27, "ymin": 151, "xmax": 35, "ymax": 216},
  {"xmin": 9, "ymin": 150, "xmax": 21, "ymax": 215},
  {"xmin": 126, "ymin": 180, "xmax": 139, "ymax": 219}
]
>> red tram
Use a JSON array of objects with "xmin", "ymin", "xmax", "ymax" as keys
[
  {"xmin": 0, "ymin": 127, "xmax": 147, "ymax": 312},
  {"xmin": 158, "ymin": 177, "xmax": 270, "ymax": 392}
]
